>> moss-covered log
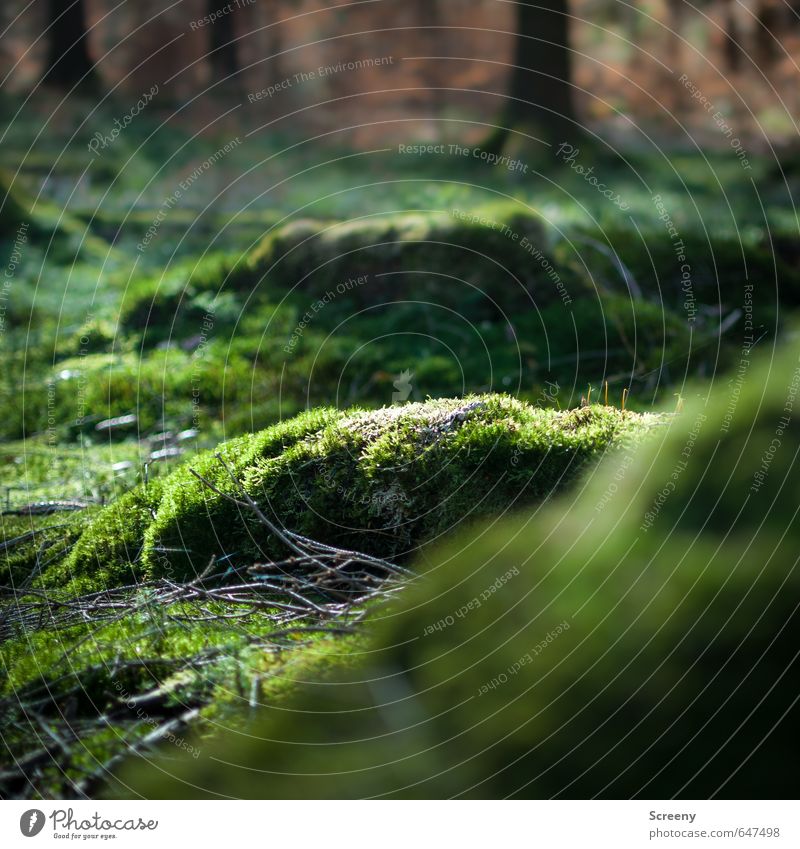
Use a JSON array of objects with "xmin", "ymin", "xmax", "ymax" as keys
[{"xmin": 55, "ymin": 396, "xmax": 658, "ymax": 589}]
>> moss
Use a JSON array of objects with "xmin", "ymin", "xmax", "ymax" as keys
[
  {"xmin": 138, "ymin": 406, "xmax": 342, "ymax": 580},
  {"xmin": 538, "ymin": 292, "xmax": 697, "ymax": 380},
  {"xmin": 61, "ymin": 316, "xmax": 119, "ymax": 356},
  {"xmin": 569, "ymin": 223, "xmax": 799, "ymax": 318},
  {"xmin": 0, "ymin": 168, "xmax": 32, "ymax": 235},
  {"xmin": 49, "ymin": 480, "xmax": 165, "ymax": 592},
  {"xmin": 118, "ymin": 252, "xmax": 245, "ymax": 342},
  {"xmin": 238, "ymin": 205, "xmax": 554, "ymax": 316},
  {"xmin": 54, "ymin": 408, "xmax": 339, "ymax": 587},
  {"xmin": 59, "ymin": 396, "xmax": 657, "ymax": 588},
  {"xmin": 119, "ymin": 206, "xmax": 558, "ymax": 347},
  {"xmin": 92, "ymin": 208, "xmax": 772, "ymax": 444},
  {"xmin": 117, "ymin": 207, "xmax": 800, "ymax": 357},
  {"xmin": 0, "ymin": 511, "xmax": 92, "ymax": 589},
  {"xmin": 234, "ymin": 398, "xmax": 655, "ymax": 563},
  {"xmin": 0, "ymin": 595, "xmax": 367, "ymax": 793},
  {"xmin": 118, "ymin": 338, "xmax": 800, "ymax": 800}
]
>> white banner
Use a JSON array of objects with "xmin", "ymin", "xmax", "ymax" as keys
[{"xmin": 0, "ymin": 800, "xmax": 796, "ymax": 848}]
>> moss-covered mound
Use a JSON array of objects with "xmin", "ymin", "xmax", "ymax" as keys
[
  {"xmin": 117, "ymin": 205, "xmax": 799, "ymax": 354},
  {"xmin": 565, "ymin": 222, "xmax": 800, "ymax": 315},
  {"xmin": 118, "ymin": 205, "xmax": 561, "ymax": 344},
  {"xmin": 56, "ymin": 396, "xmax": 657, "ymax": 588},
  {"xmin": 116, "ymin": 339, "xmax": 800, "ymax": 800},
  {"xmin": 240, "ymin": 208, "xmax": 552, "ymax": 312}
]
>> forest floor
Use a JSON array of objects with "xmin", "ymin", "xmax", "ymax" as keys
[{"xmin": 1, "ymin": 96, "xmax": 799, "ymax": 797}]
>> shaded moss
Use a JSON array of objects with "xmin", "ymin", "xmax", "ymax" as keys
[
  {"xmin": 578, "ymin": 222, "xmax": 800, "ymax": 311},
  {"xmin": 238, "ymin": 206, "xmax": 553, "ymax": 315},
  {"xmin": 0, "ymin": 169, "xmax": 31, "ymax": 236},
  {"xmin": 119, "ymin": 205, "xmax": 556, "ymax": 346},
  {"xmin": 0, "ymin": 510, "xmax": 92, "ymax": 590},
  {"xmin": 0, "ymin": 600, "xmax": 367, "ymax": 794},
  {"xmin": 118, "ymin": 252, "xmax": 245, "ymax": 343}
]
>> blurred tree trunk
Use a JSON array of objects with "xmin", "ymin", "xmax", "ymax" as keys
[
  {"xmin": 43, "ymin": 0, "xmax": 96, "ymax": 88},
  {"xmin": 665, "ymin": 0, "xmax": 689, "ymax": 112},
  {"xmin": 667, "ymin": 1, "xmax": 688, "ymax": 68},
  {"xmin": 753, "ymin": 1, "xmax": 782, "ymax": 71},
  {"xmin": 722, "ymin": 0, "xmax": 745, "ymax": 72},
  {"xmin": 618, "ymin": 1, "xmax": 645, "ymax": 72},
  {"xmin": 486, "ymin": 0, "xmax": 575, "ymax": 153},
  {"xmin": 208, "ymin": 0, "xmax": 239, "ymax": 81},
  {"xmin": 261, "ymin": 0, "xmax": 282, "ymax": 81},
  {"xmin": 418, "ymin": 0, "xmax": 444, "ymax": 114}
]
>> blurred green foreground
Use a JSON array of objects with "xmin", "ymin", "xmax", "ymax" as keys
[{"xmin": 111, "ymin": 334, "xmax": 800, "ymax": 799}]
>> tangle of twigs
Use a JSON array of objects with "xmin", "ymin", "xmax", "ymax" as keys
[{"xmin": 0, "ymin": 455, "xmax": 408, "ymax": 798}]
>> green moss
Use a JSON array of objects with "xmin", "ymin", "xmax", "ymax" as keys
[
  {"xmin": 118, "ymin": 338, "xmax": 800, "ymax": 800},
  {"xmin": 118, "ymin": 252, "xmax": 245, "ymax": 341},
  {"xmin": 58, "ymin": 396, "xmax": 657, "ymax": 588},
  {"xmin": 615, "ymin": 334, "xmax": 800, "ymax": 537},
  {"xmin": 0, "ymin": 168, "xmax": 31, "ymax": 235},
  {"xmin": 117, "ymin": 206, "xmax": 800, "ymax": 358},
  {"xmin": 566, "ymin": 223, "xmax": 799, "ymax": 326},
  {"xmin": 538, "ymin": 291, "xmax": 697, "ymax": 380},
  {"xmin": 139, "ymin": 406, "xmax": 342, "ymax": 580},
  {"xmin": 61, "ymin": 316, "xmax": 119, "ymax": 356},
  {"xmin": 119, "ymin": 206, "xmax": 557, "ymax": 347},
  {"xmin": 0, "ymin": 511, "xmax": 92, "ymax": 589},
  {"xmin": 238, "ymin": 205, "xmax": 554, "ymax": 315},
  {"xmin": 51, "ymin": 480, "xmax": 164, "ymax": 592},
  {"xmin": 233, "ymin": 398, "xmax": 655, "ymax": 563},
  {"xmin": 0, "ymin": 594, "xmax": 367, "ymax": 793},
  {"xmin": 54, "ymin": 408, "xmax": 339, "ymax": 587}
]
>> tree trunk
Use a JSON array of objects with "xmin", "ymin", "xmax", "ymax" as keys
[
  {"xmin": 666, "ymin": 0, "xmax": 689, "ymax": 112},
  {"xmin": 667, "ymin": 0, "xmax": 688, "ymax": 68},
  {"xmin": 43, "ymin": 0, "xmax": 96, "ymax": 88},
  {"xmin": 753, "ymin": 1, "xmax": 783, "ymax": 72},
  {"xmin": 487, "ymin": 0, "xmax": 576, "ymax": 153},
  {"xmin": 208, "ymin": 0, "xmax": 239, "ymax": 81},
  {"xmin": 722, "ymin": 0, "xmax": 745, "ymax": 73}
]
